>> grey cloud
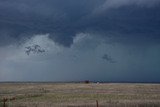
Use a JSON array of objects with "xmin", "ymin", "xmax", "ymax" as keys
[
  {"xmin": 0, "ymin": 0, "xmax": 104, "ymax": 46},
  {"xmin": 0, "ymin": 0, "xmax": 160, "ymax": 82},
  {"xmin": 100, "ymin": 0, "xmax": 160, "ymax": 10},
  {"xmin": 0, "ymin": 0, "xmax": 160, "ymax": 47},
  {"xmin": 102, "ymin": 54, "xmax": 116, "ymax": 63},
  {"xmin": 1, "ymin": 34, "xmax": 160, "ymax": 82},
  {"xmin": 25, "ymin": 45, "xmax": 45, "ymax": 55}
]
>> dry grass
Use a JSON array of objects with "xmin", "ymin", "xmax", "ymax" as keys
[{"xmin": 0, "ymin": 83, "xmax": 160, "ymax": 107}]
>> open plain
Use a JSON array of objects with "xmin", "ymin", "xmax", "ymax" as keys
[{"xmin": 0, "ymin": 83, "xmax": 160, "ymax": 107}]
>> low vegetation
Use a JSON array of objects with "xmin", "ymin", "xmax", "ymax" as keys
[{"xmin": 0, "ymin": 83, "xmax": 160, "ymax": 107}]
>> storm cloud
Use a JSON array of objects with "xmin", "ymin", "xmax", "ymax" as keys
[
  {"xmin": 0, "ymin": 0, "xmax": 160, "ymax": 46},
  {"xmin": 0, "ymin": 0, "xmax": 160, "ymax": 82}
]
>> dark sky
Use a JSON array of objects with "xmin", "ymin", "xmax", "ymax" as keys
[{"xmin": 0, "ymin": 0, "xmax": 160, "ymax": 82}]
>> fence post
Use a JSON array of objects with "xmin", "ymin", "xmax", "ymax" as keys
[
  {"xmin": 3, "ymin": 98, "xmax": 7, "ymax": 107},
  {"xmin": 96, "ymin": 100, "xmax": 99, "ymax": 107}
]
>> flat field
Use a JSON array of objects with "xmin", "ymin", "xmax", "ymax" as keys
[{"xmin": 0, "ymin": 83, "xmax": 160, "ymax": 107}]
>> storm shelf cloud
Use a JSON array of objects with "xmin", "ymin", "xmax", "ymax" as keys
[{"xmin": 0, "ymin": 0, "xmax": 160, "ymax": 82}]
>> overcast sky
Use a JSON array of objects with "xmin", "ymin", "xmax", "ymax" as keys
[{"xmin": 0, "ymin": 0, "xmax": 160, "ymax": 82}]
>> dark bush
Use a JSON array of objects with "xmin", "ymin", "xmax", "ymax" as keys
[{"xmin": 84, "ymin": 80, "xmax": 90, "ymax": 84}]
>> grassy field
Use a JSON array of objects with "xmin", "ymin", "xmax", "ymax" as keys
[{"xmin": 0, "ymin": 83, "xmax": 160, "ymax": 107}]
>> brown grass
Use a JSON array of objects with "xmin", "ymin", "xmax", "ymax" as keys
[{"xmin": 0, "ymin": 83, "xmax": 160, "ymax": 107}]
